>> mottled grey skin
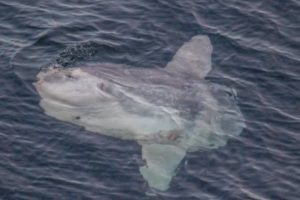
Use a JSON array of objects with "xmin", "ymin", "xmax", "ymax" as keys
[{"xmin": 82, "ymin": 63, "xmax": 210, "ymax": 121}]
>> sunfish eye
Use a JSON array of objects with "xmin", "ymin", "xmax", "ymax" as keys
[
  {"xmin": 66, "ymin": 73, "xmax": 74, "ymax": 79},
  {"xmin": 97, "ymin": 82, "xmax": 115, "ymax": 95},
  {"xmin": 66, "ymin": 73, "xmax": 72, "ymax": 78},
  {"xmin": 98, "ymin": 82, "xmax": 111, "ymax": 92}
]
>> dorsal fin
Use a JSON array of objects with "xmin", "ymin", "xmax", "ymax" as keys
[{"xmin": 166, "ymin": 35, "xmax": 212, "ymax": 79}]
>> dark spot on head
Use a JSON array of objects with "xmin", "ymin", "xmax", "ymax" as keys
[
  {"xmin": 66, "ymin": 72, "xmax": 78, "ymax": 79},
  {"xmin": 75, "ymin": 116, "xmax": 80, "ymax": 120}
]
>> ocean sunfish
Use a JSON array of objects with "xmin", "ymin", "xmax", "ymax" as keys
[{"xmin": 34, "ymin": 35, "xmax": 245, "ymax": 191}]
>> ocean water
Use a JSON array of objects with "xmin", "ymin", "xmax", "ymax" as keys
[{"xmin": 0, "ymin": 0, "xmax": 299, "ymax": 199}]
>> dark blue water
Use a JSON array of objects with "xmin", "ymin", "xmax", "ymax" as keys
[{"xmin": 1, "ymin": 0, "xmax": 299, "ymax": 199}]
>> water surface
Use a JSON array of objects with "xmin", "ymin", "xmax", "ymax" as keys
[{"xmin": 0, "ymin": 0, "xmax": 299, "ymax": 199}]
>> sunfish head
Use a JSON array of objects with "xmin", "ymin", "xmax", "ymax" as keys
[{"xmin": 34, "ymin": 66, "xmax": 116, "ymax": 107}]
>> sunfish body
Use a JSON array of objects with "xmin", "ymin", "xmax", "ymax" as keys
[{"xmin": 34, "ymin": 35, "xmax": 245, "ymax": 191}]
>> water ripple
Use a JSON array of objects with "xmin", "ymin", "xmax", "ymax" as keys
[{"xmin": 0, "ymin": 0, "xmax": 299, "ymax": 199}]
